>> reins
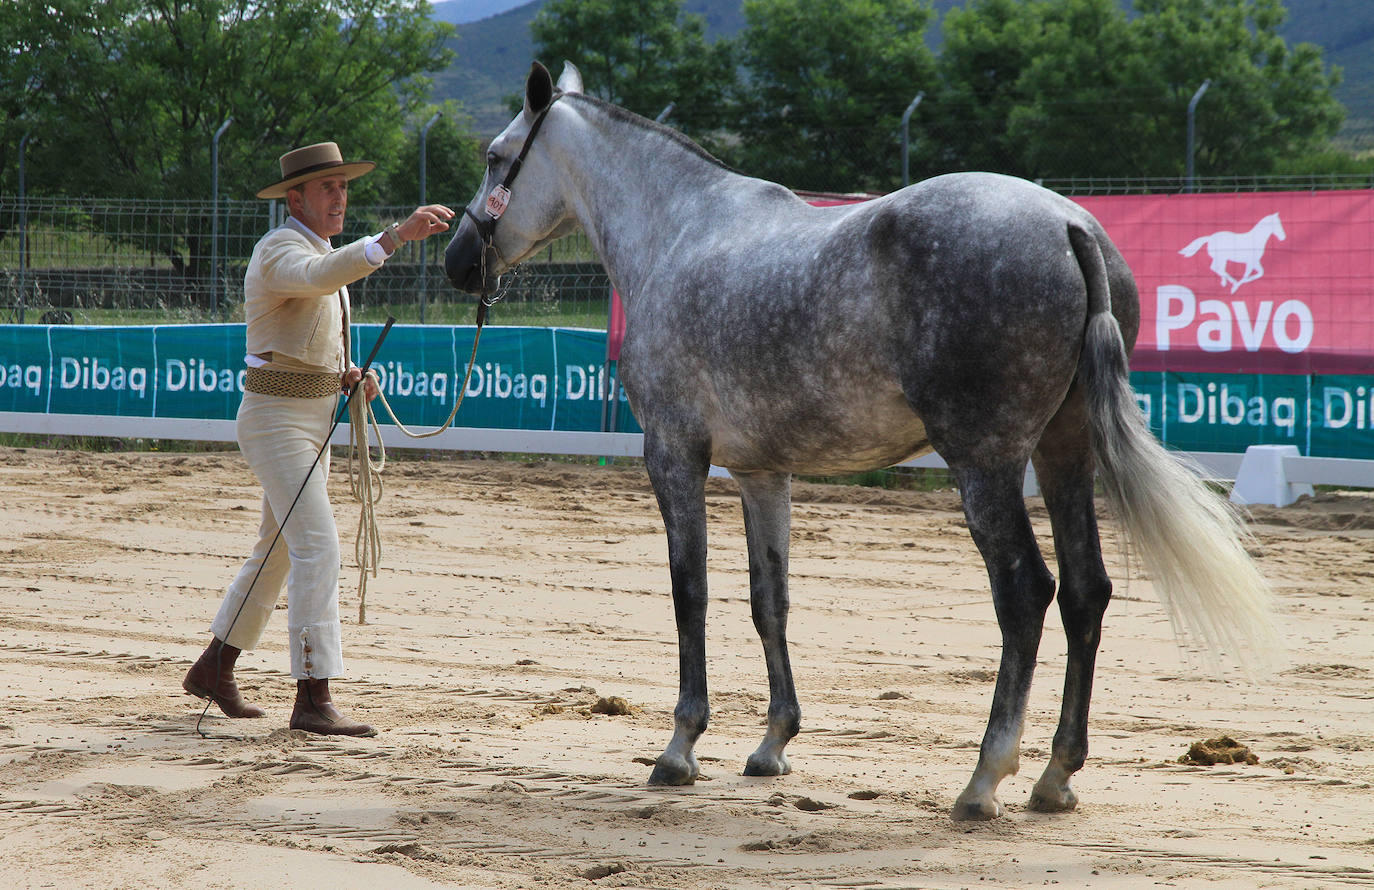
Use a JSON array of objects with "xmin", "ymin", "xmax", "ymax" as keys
[{"xmin": 346, "ymin": 92, "xmax": 563, "ymax": 623}]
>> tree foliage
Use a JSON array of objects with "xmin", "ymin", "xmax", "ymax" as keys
[
  {"xmin": 0, "ymin": 0, "xmax": 478, "ymax": 205},
  {"xmin": 930, "ymin": 0, "xmax": 1345, "ymax": 180},
  {"xmin": 730, "ymin": 0, "xmax": 938, "ymax": 193},
  {"xmin": 530, "ymin": 0, "xmax": 736, "ymax": 142},
  {"xmin": 0, "ymin": 0, "xmax": 1354, "ymax": 211}
]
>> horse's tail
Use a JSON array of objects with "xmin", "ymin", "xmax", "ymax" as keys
[
  {"xmin": 1178, "ymin": 234, "xmax": 1209, "ymax": 257},
  {"xmin": 1067, "ymin": 223, "xmax": 1279, "ymax": 672}
]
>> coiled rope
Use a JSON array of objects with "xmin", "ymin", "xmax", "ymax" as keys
[{"xmin": 344, "ymin": 281, "xmax": 510, "ymax": 623}]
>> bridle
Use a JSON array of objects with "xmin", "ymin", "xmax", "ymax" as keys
[{"xmin": 464, "ymin": 89, "xmax": 564, "ymax": 321}]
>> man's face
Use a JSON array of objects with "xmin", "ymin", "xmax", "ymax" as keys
[{"xmin": 290, "ymin": 175, "xmax": 349, "ymax": 239}]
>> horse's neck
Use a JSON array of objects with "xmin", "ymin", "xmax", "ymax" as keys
[{"xmin": 557, "ymin": 103, "xmax": 757, "ymax": 300}]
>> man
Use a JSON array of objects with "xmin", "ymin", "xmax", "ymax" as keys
[{"xmin": 182, "ymin": 142, "xmax": 454, "ymax": 737}]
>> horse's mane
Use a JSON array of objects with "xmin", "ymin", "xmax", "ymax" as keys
[{"xmin": 563, "ymin": 92, "xmax": 734, "ymax": 174}]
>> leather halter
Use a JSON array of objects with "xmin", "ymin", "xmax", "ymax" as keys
[{"xmin": 463, "ymin": 91, "xmax": 563, "ymax": 249}]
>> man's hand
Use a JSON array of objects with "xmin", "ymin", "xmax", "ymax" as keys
[
  {"xmin": 395, "ymin": 204, "xmax": 456, "ymax": 244},
  {"xmin": 343, "ymin": 367, "xmax": 380, "ymax": 402}
]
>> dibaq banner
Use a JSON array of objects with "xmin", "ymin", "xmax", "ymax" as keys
[{"xmin": 0, "ymin": 323, "xmax": 639, "ymax": 434}]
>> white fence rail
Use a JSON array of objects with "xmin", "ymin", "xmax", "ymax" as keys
[{"xmin": 2, "ymin": 413, "xmax": 1365, "ymax": 507}]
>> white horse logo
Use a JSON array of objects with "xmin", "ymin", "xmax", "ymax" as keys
[{"xmin": 1179, "ymin": 212, "xmax": 1286, "ymax": 293}]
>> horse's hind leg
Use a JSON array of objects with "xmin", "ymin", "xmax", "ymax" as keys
[
  {"xmin": 643, "ymin": 431, "xmax": 712, "ymax": 786},
  {"xmin": 1027, "ymin": 384, "xmax": 1113, "ymax": 813},
  {"xmin": 733, "ymin": 470, "xmax": 800, "ymax": 777},
  {"xmin": 949, "ymin": 463, "xmax": 1057, "ymax": 821}
]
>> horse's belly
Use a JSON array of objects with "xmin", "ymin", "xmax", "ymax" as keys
[{"xmin": 708, "ymin": 399, "xmax": 929, "ymax": 475}]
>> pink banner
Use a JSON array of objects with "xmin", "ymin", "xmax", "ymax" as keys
[{"xmin": 1075, "ymin": 190, "xmax": 1374, "ymax": 374}]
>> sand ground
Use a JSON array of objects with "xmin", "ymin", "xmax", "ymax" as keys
[{"xmin": 0, "ymin": 446, "xmax": 1370, "ymax": 889}]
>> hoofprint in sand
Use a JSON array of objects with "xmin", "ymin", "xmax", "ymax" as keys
[{"xmin": 0, "ymin": 448, "xmax": 1369, "ymax": 888}]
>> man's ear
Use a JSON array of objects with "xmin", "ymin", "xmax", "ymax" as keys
[{"xmin": 523, "ymin": 61, "xmax": 555, "ymax": 120}]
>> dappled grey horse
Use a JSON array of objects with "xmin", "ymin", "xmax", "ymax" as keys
[{"xmin": 445, "ymin": 62, "xmax": 1276, "ymax": 820}]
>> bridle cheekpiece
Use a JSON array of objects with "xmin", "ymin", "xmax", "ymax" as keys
[{"xmin": 464, "ymin": 89, "xmax": 565, "ymax": 294}]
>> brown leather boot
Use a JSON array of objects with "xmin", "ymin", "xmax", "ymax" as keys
[
  {"xmin": 289, "ymin": 678, "xmax": 376, "ymax": 737},
  {"xmin": 183, "ymin": 637, "xmax": 266, "ymax": 718}
]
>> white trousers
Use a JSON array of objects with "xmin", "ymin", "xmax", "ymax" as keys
[{"xmin": 210, "ymin": 390, "xmax": 345, "ymax": 678}]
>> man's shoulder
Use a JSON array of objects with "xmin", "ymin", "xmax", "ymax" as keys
[{"xmin": 258, "ymin": 224, "xmax": 312, "ymax": 248}]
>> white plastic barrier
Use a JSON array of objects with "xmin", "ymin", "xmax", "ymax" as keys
[
  {"xmin": 1231, "ymin": 443, "xmax": 1374, "ymax": 506},
  {"xmin": 5, "ymin": 412, "xmax": 1370, "ymax": 506}
]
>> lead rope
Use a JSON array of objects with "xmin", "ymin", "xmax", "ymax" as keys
[
  {"xmin": 343, "ymin": 92, "xmax": 557, "ymax": 622},
  {"xmin": 344, "ymin": 247, "xmax": 510, "ymax": 623}
]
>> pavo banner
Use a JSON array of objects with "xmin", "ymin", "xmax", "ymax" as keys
[{"xmin": 1076, "ymin": 190, "xmax": 1374, "ymax": 374}]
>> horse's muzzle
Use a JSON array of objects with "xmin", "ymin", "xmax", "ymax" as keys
[{"xmin": 443, "ymin": 216, "xmax": 497, "ymax": 294}]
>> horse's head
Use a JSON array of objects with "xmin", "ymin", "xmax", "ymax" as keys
[
  {"xmin": 1261, "ymin": 212, "xmax": 1287, "ymax": 242},
  {"xmin": 445, "ymin": 61, "xmax": 584, "ymax": 294}
]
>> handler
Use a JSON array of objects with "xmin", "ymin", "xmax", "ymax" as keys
[{"xmin": 183, "ymin": 142, "xmax": 454, "ymax": 736}]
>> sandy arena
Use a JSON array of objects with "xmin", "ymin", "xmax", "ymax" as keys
[{"xmin": 0, "ymin": 446, "xmax": 1370, "ymax": 888}]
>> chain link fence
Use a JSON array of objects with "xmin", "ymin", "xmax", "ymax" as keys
[
  {"xmin": 0, "ymin": 196, "xmax": 611, "ymax": 328},
  {"xmin": 4, "ymin": 169, "xmax": 1371, "ymax": 329}
]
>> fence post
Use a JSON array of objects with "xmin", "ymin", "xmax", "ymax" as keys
[
  {"xmin": 1186, "ymin": 79, "xmax": 1210, "ymax": 194},
  {"xmin": 17, "ymin": 132, "xmax": 30, "ymax": 324},
  {"xmin": 211, "ymin": 117, "xmax": 234, "ymax": 315},
  {"xmin": 901, "ymin": 92, "xmax": 924, "ymax": 187},
  {"xmin": 419, "ymin": 111, "xmax": 442, "ymax": 324}
]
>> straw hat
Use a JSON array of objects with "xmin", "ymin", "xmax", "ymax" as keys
[{"xmin": 256, "ymin": 142, "xmax": 375, "ymax": 199}]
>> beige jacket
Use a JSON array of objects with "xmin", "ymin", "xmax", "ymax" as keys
[{"xmin": 243, "ymin": 219, "xmax": 380, "ymax": 372}]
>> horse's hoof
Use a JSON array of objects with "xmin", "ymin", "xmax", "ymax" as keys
[
  {"xmin": 950, "ymin": 794, "xmax": 1004, "ymax": 822},
  {"xmin": 647, "ymin": 753, "xmax": 698, "ymax": 786},
  {"xmin": 1027, "ymin": 782, "xmax": 1078, "ymax": 813},
  {"xmin": 743, "ymin": 751, "xmax": 791, "ymax": 777}
]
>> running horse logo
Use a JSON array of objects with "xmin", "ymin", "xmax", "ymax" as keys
[{"xmin": 1179, "ymin": 212, "xmax": 1286, "ymax": 293}]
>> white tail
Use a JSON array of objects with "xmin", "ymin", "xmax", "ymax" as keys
[
  {"xmin": 1178, "ymin": 234, "xmax": 1209, "ymax": 257},
  {"xmin": 1070, "ymin": 226, "xmax": 1280, "ymax": 672}
]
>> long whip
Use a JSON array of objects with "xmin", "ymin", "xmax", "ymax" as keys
[{"xmin": 195, "ymin": 317, "xmax": 396, "ymax": 737}]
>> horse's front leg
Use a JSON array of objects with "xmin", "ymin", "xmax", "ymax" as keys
[
  {"xmin": 733, "ymin": 470, "xmax": 800, "ymax": 777},
  {"xmin": 643, "ymin": 431, "xmax": 711, "ymax": 786}
]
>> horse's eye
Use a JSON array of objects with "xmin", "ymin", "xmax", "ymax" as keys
[{"xmin": 486, "ymin": 151, "xmax": 499, "ymax": 168}]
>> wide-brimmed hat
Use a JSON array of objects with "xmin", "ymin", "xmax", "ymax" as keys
[{"xmin": 255, "ymin": 142, "xmax": 375, "ymax": 199}]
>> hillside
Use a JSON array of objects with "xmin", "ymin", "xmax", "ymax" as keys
[{"xmin": 432, "ymin": 0, "xmax": 1373, "ymax": 145}]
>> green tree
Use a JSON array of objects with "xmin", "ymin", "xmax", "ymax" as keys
[
  {"xmin": 383, "ymin": 102, "xmax": 487, "ymax": 209},
  {"xmin": 530, "ymin": 0, "xmax": 736, "ymax": 142},
  {"xmin": 1130, "ymin": 0, "xmax": 1344, "ymax": 177},
  {"xmin": 0, "ymin": 0, "xmax": 459, "ymax": 205},
  {"xmin": 931, "ymin": 0, "xmax": 1344, "ymax": 181},
  {"xmin": 732, "ymin": 0, "xmax": 937, "ymax": 193}
]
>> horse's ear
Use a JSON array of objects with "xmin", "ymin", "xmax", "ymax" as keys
[
  {"xmin": 556, "ymin": 61, "xmax": 583, "ymax": 95},
  {"xmin": 524, "ymin": 61, "xmax": 555, "ymax": 119}
]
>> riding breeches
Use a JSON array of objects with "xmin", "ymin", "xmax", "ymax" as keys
[{"xmin": 210, "ymin": 389, "xmax": 344, "ymax": 678}]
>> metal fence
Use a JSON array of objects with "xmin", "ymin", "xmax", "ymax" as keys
[
  {"xmin": 4, "ymin": 175, "xmax": 1371, "ymax": 327},
  {"xmin": 0, "ymin": 196, "xmax": 610, "ymax": 327}
]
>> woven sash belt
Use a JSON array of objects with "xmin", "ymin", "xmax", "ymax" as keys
[{"xmin": 243, "ymin": 366, "xmax": 341, "ymax": 399}]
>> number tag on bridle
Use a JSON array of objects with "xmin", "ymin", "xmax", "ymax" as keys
[{"xmin": 485, "ymin": 185, "xmax": 512, "ymax": 220}]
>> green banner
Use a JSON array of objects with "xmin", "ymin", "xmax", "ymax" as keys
[
  {"xmin": 0, "ymin": 323, "xmax": 639, "ymax": 434},
  {"xmin": 6, "ymin": 324, "xmax": 1374, "ymax": 455},
  {"xmin": 1129, "ymin": 371, "xmax": 1311, "ymax": 454}
]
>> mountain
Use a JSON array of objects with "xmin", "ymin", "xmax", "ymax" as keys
[
  {"xmin": 430, "ymin": 0, "xmax": 529, "ymax": 26},
  {"xmin": 431, "ymin": 0, "xmax": 1373, "ymax": 147},
  {"xmin": 431, "ymin": 1, "xmax": 541, "ymax": 135}
]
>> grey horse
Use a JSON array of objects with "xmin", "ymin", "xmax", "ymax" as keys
[{"xmin": 445, "ymin": 62, "xmax": 1276, "ymax": 820}]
